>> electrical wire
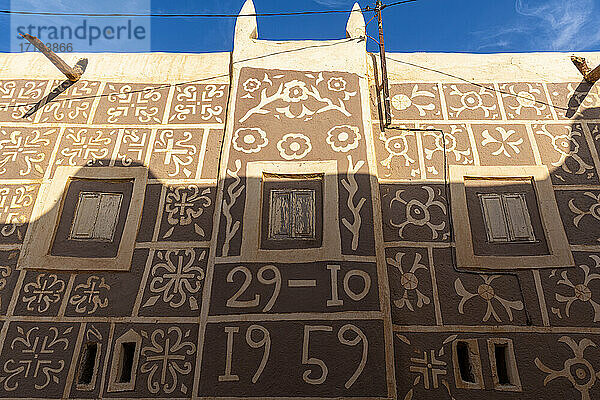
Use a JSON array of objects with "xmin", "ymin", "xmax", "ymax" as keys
[{"xmin": 0, "ymin": 1, "xmax": 418, "ymax": 18}]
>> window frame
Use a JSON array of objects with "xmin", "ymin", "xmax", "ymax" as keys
[{"xmin": 449, "ymin": 165, "xmax": 573, "ymax": 270}]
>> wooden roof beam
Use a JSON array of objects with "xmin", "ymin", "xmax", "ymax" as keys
[
  {"xmin": 20, "ymin": 33, "xmax": 85, "ymax": 81},
  {"xmin": 571, "ymin": 55, "xmax": 600, "ymax": 83}
]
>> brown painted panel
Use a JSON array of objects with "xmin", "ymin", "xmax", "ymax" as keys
[
  {"xmin": 443, "ymin": 83, "xmax": 501, "ymax": 120},
  {"xmin": 148, "ymin": 128, "xmax": 204, "ymax": 179},
  {"xmin": 389, "ymin": 83, "xmax": 443, "ymax": 120},
  {"xmin": 0, "ymin": 250, "xmax": 20, "ymax": 315},
  {"xmin": 0, "ymin": 184, "xmax": 39, "ymax": 244},
  {"xmin": 533, "ymin": 123, "xmax": 599, "ymax": 185},
  {"xmin": 39, "ymin": 80, "xmax": 101, "ymax": 123},
  {"xmin": 137, "ymin": 248, "xmax": 208, "ymax": 317},
  {"xmin": 199, "ymin": 320, "xmax": 387, "ymax": 397},
  {"xmin": 13, "ymin": 271, "xmax": 70, "ymax": 317},
  {"xmin": 471, "ymin": 124, "xmax": 536, "ymax": 166},
  {"xmin": 498, "ymin": 82, "xmax": 554, "ymax": 120},
  {"xmin": 380, "ymin": 183, "xmax": 450, "ymax": 242},
  {"xmin": 92, "ymin": 83, "xmax": 169, "ymax": 124},
  {"xmin": 555, "ymin": 190, "xmax": 600, "ymax": 245},
  {"xmin": 0, "ymin": 322, "xmax": 78, "ymax": 398},
  {"xmin": 0, "ymin": 126, "xmax": 59, "ymax": 179},
  {"xmin": 158, "ymin": 185, "xmax": 215, "ymax": 242},
  {"xmin": 547, "ymin": 82, "xmax": 600, "ymax": 120},
  {"xmin": 386, "ymin": 247, "xmax": 437, "ymax": 326},
  {"xmin": 209, "ymin": 261, "xmax": 379, "ymax": 315},
  {"xmin": 0, "ymin": 79, "xmax": 49, "ymax": 121},
  {"xmin": 114, "ymin": 128, "xmax": 152, "ymax": 168},
  {"xmin": 64, "ymin": 249, "xmax": 148, "ymax": 317},
  {"xmin": 167, "ymin": 84, "xmax": 228, "ymax": 124},
  {"xmin": 372, "ymin": 122, "xmax": 420, "ymax": 179},
  {"xmin": 420, "ymin": 123, "xmax": 475, "ymax": 180},
  {"xmin": 51, "ymin": 127, "xmax": 119, "ymax": 177},
  {"xmin": 136, "ymin": 183, "xmax": 162, "ymax": 242}
]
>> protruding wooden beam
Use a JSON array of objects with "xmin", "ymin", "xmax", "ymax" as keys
[
  {"xmin": 571, "ymin": 55, "xmax": 600, "ymax": 83},
  {"xmin": 20, "ymin": 33, "xmax": 83, "ymax": 81}
]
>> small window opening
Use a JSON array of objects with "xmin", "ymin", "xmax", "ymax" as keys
[
  {"xmin": 119, "ymin": 342, "xmax": 136, "ymax": 383},
  {"xmin": 494, "ymin": 344, "xmax": 511, "ymax": 385},
  {"xmin": 77, "ymin": 342, "xmax": 98, "ymax": 385},
  {"xmin": 479, "ymin": 193, "xmax": 535, "ymax": 243},
  {"xmin": 456, "ymin": 341, "xmax": 475, "ymax": 383}
]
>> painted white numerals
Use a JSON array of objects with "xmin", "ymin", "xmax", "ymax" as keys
[
  {"xmin": 218, "ymin": 324, "xmax": 271, "ymax": 383},
  {"xmin": 327, "ymin": 264, "xmax": 371, "ymax": 306},
  {"xmin": 302, "ymin": 324, "xmax": 368, "ymax": 388},
  {"xmin": 226, "ymin": 265, "xmax": 281, "ymax": 312}
]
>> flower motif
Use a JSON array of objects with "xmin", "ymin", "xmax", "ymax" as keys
[
  {"xmin": 454, "ymin": 275, "xmax": 524, "ymax": 322},
  {"xmin": 140, "ymin": 327, "xmax": 196, "ymax": 394},
  {"xmin": 553, "ymin": 256, "xmax": 600, "ymax": 322},
  {"xmin": 143, "ymin": 249, "xmax": 205, "ymax": 311},
  {"xmin": 281, "ymin": 80, "xmax": 309, "ymax": 103},
  {"xmin": 481, "ymin": 127, "xmax": 523, "ymax": 157},
  {"xmin": 387, "ymin": 251, "xmax": 430, "ymax": 311},
  {"xmin": 536, "ymin": 125, "xmax": 593, "ymax": 175},
  {"xmin": 22, "ymin": 274, "xmax": 65, "ymax": 313},
  {"xmin": 233, "ymin": 127, "xmax": 268, "ymax": 154},
  {"xmin": 243, "ymin": 78, "xmax": 261, "ymax": 93},
  {"xmin": 163, "ymin": 186, "xmax": 212, "ymax": 238},
  {"xmin": 535, "ymin": 336, "xmax": 600, "ymax": 400},
  {"xmin": 326, "ymin": 125, "xmax": 360, "ymax": 153},
  {"xmin": 277, "ymin": 133, "xmax": 312, "ymax": 160},
  {"xmin": 327, "ymin": 77, "xmax": 347, "ymax": 92},
  {"xmin": 69, "ymin": 276, "xmax": 110, "ymax": 314},
  {"xmin": 569, "ymin": 192, "xmax": 600, "ymax": 228},
  {"xmin": 390, "ymin": 186, "xmax": 447, "ymax": 240},
  {"xmin": 391, "ymin": 94, "xmax": 412, "ymax": 110},
  {"xmin": 380, "ymin": 132, "xmax": 416, "ymax": 169}
]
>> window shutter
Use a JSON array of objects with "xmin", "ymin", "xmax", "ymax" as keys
[
  {"xmin": 70, "ymin": 192, "xmax": 123, "ymax": 241},
  {"xmin": 479, "ymin": 194, "xmax": 510, "ymax": 242},
  {"xmin": 269, "ymin": 190, "xmax": 291, "ymax": 239},
  {"xmin": 502, "ymin": 194, "xmax": 535, "ymax": 241},
  {"xmin": 71, "ymin": 193, "xmax": 101, "ymax": 239},
  {"xmin": 94, "ymin": 193, "xmax": 123, "ymax": 240},
  {"xmin": 292, "ymin": 190, "xmax": 315, "ymax": 238}
]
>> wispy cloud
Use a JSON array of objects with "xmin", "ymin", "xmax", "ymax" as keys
[
  {"xmin": 311, "ymin": 0, "xmax": 352, "ymax": 8},
  {"xmin": 474, "ymin": 0, "xmax": 600, "ymax": 52}
]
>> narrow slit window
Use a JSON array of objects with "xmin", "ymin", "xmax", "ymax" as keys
[
  {"xmin": 77, "ymin": 342, "xmax": 99, "ymax": 386},
  {"xmin": 119, "ymin": 342, "xmax": 137, "ymax": 383},
  {"xmin": 479, "ymin": 193, "xmax": 535, "ymax": 243},
  {"xmin": 494, "ymin": 344, "xmax": 510, "ymax": 385},
  {"xmin": 488, "ymin": 338, "xmax": 521, "ymax": 391},
  {"xmin": 456, "ymin": 341, "xmax": 475, "ymax": 383},
  {"xmin": 70, "ymin": 192, "xmax": 123, "ymax": 242}
]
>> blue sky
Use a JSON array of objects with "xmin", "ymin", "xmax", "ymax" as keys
[{"xmin": 2, "ymin": 0, "xmax": 600, "ymax": 53}]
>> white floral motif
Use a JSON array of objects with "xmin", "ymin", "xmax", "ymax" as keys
[
  {"xmin": 243, "ymin": 78, "xmax": 261, "ymax": 93},
  {"xmin": 454, "ymin": 275, "xmax": 524, "ymax": 322},
  {"xmin": 69, "ymin": 276, "xmax": 110, "ymax": 314},
  {"xmin": 277, "ymin": 133, "xmax": 312, "ymax": 160},
  {"xmin": 55, "ymin": 128, "xmax": 113, "ymax": 166},
  {"xmin": 163, "ymin": 186, "xmax": 212, "ymax": 238},
  {"xmin": 326, "ymin": 125, "xmax": 360, "ymax": 153},
  {"xmin": 552, "ymin": 256, "xmax": 600, "ymax": 322},
  {"xmin": 22, "ymin": 274, "xmax": 65, "ymax": 313},
  {"xmin": 536, "ymin": 125, "xmax": 594, "ymax": 176},
  {"xmin": 387, "ymin": 252, "xmax": 430, "ymax": 311},
  {"xmin": 0, "ymin": 185, "xmax": 36, "ymax": 240},
  {"xmin": 239, "ymin": 72, "xmax": 356, "ymax": 122},
  {"xmin": 391, "ymin": 85, "xmax": 437, "ymax": 116},
  {"xmin": 341, "ymin": 155, "xmax": 366, "ymax": 251},
  {"xmin": 143, "ymin": 249, "xmax": 206, "ymax": 311},
  {"xmin": 448, "ymin": 85, "xmax": 497, "ymax": 117},
  {"xmin": 327, "ymin": 77, "xmax": 346, "ymax": 92},
  {"xmin": 535, "ymin": 336, "xmax": 600, "ymax": 400},
  {"xmin": 0, "ymin": 128, "xmax": 54, "ymax": 176},
  {"xmin": 106, "ymin": 84, "xmax": 162, "ymax": 123},
  {"xmin": 233, "ymin": 127, "xmax": 268, "ymax": 154},
  {"xmin": 1, "ymin": 326, "xmax": 72, "ymax": 391},
  {"xmin": 153, "ymin": 130, "xmax": 197, "ymax": 178},
  {"xmin": 569, "ymin": 192, "xmax": 600, "ymax": 231},
  {"xmin": 424, "ymin": 126, "xmax": 471, "ymax": 165},
  {"xmin": 222, "ymin": 160, "xmax": 244, "ymax": 257},
  {"xmin": 380, "ymin": 131, "xmax": 416, "ymax": 169},
  {"xmin": 481, "ymin": 127, "xmax": 523, "ymax": 157},
  {"xmin": 390, "ymin": 186, "xmax": 447, "ymax": 240},
  {"xmin": 501, "ymin": 83, "xmax": 548, "ymax": 117},
  {"xmin": 140, "ymin": 327, "xmax": 196, "ymax": 394}
]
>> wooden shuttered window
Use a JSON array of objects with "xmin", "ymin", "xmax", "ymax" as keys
[
  {"xmin": 70, "ymin": 192, "xmax": 123, "ymax": 241},
  {"xmin": 479, "ymin": 193, "xmax": 535, "ymax": 243},
  {"xmin": 268, "ymin": 189, "xmax": 315, "ymax": 240}
]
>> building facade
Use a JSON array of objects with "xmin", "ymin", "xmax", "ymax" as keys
[{"xmin": 0, "ymin": 1, "xmax": 599, "ymax": 398}]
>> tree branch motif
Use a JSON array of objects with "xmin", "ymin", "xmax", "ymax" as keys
[
  {"xmin": 341, "ymin": 155, "xmax": 366, "ymax": 251},
  {"xmin": 221, "ymin": 160, "xmax": 244, "ymax": 257}
]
